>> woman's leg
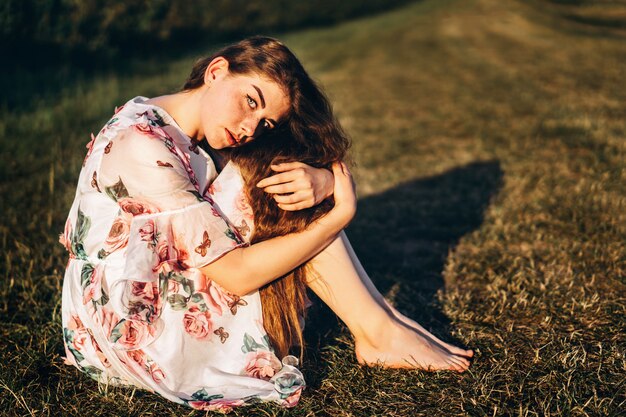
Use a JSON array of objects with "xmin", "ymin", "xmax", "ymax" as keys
[
  {"xmin": 306, "ymin": 231, "xmax": 473, "ymax": 371},
  {"xmin": 340, "ymin": 231, "xmax": 474, "ymax": 359}
]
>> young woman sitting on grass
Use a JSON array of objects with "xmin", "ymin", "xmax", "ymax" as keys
[{"xmin": 60, "ymin": 36, "xmax": 473, "ymax": 411}]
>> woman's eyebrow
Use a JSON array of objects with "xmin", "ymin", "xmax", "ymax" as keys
[{"xmin": 252, "ymin": 85, "xmax": 266, "ymax": 109}]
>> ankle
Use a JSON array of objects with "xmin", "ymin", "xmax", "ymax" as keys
[{"xmin": 351, "ymin": 309, "xmax": 401, "ymax": 349}]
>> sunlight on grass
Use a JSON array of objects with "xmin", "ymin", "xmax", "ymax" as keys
[{"xmin": 1, "ymin": 0, "xmax": 625, "ymax": 415}]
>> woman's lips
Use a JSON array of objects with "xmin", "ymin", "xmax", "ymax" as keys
[{"xmin": 225, "ymin": 129, "xmax": 238, "ymax": 146}]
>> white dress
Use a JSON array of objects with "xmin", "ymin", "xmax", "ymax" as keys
[{"xmin": 60, "ymin": 96, "xmax": 305, "ymax": 412}]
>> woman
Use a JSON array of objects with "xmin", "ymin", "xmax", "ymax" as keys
[{"xmin": 60, "ymin": 37, "xmax": 473, "ymax": 412}]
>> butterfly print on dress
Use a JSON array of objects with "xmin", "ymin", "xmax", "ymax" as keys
[
  {"xmin": 213, "ymin": 327, "xmax": 229, "ymax": 343},
  {"xmin": 236, "ymin": 219, "xmax": 250, "ymax": 238},
  {"xmin": 194, "ymin": 231, "xmax": 211, "ymax": 257},
  {"xmin": 91, "ymin": 171, "xmax": 101, "ymax": 192},
  {"xmin": 228, "ymin": 296, "xmax": 248, "ymax": 315}
]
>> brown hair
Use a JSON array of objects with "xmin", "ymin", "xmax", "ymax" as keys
[{"xmin": 183, "ymin": 37, "xmax": 350, "ymax": 359}]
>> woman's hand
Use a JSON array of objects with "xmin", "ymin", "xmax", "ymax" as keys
[
  {"xmin": 256, "ymin": 162, "xmax": 334, "ymax": 211},
  {"xmin": 326, "ymin": 161, "xmax": 357, "ymax": 227}
]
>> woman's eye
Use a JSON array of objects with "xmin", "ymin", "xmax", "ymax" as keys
[
  {"xmin": 246, "ymin": 95, "xmax": 257, "ymax": 109},
  {"xmin": 263, "ymin": 120, "xmax": 272, "ymax": 130}
]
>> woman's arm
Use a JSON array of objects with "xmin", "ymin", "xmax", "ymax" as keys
[{"xmin": 200, "ymin": 162, "xmax": 355, "ymax": 296}]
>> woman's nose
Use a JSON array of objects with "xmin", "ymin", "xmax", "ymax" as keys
[
  {"xmin": 241, "ymin": 117, "xmax": 261, "ymax": 138},
  {"xmin": 241, "ymin": 117, "xmax": 258, "ymax": 136}
]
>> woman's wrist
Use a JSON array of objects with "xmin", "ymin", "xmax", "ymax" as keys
[
  {"xmin": 318, "ymin": 204, "xmax": 354, "ymax": 233},
  {"xmin": 322, "ymin": 167, "xmax": 335, "ymax": 200}
]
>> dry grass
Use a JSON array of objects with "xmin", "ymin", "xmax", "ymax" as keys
[{"xmin": 1, "ymin": 0, "xmax": 625, "ymax": 415}]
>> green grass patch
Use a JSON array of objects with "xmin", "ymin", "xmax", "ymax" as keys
[{"xmin": 1, "ymin": 0, "xmax": 625, "ymax": 415}]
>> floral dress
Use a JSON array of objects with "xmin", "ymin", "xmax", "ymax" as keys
[{"xmin": 60, "ymin": 96, "xmax": 304, "ymax": 412}]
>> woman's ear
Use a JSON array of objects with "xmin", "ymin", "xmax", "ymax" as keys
[{"xmin": 204, "ymin": 57, "xmax": 229, "ymax": 86}]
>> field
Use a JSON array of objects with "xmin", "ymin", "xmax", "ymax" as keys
[{"xmin": 1, "ymin": 0, "xmax": 625, "ymax": 415}]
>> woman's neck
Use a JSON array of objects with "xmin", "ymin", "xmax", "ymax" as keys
[{"xmin": 146, "ymin": 90, "xmax": 203, "ymax": 141}]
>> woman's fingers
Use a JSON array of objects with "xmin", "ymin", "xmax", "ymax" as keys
[
  {"xmin": 276, "ymin": 202, "xmax": 309, "ymax": 211},
  {"xmin": 262, "ymin": 182, "xmax": 304, "ymax": 195},
  {"xmin": 273, "ymin": 191, "xmax": 313, "ymax": 205},
  {"xmin": 269, "ymin": 162, "xmax": 306, "ymax": 172},
  {"xmin": 256, "ymin": 171, "xmax": 297, "ymax": 189},
  {"xmin": 257, "ymin": 162, "xmax": 334, "ymax": 208},
  {"xmin": 256, "ymin": 166, "xmax": 311, "ymax": 192},
  {"xmin": 273, "ymin": 162, "xmax": 353, "ymax": 213},
  {"xmin": 258, "ymin": 171, "xmax": 314, "ymax": 196}
]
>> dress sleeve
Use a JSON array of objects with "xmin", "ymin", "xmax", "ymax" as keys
[{"xmin": 98, "ymin": 126, "xmax": 244, "ymax": 350}]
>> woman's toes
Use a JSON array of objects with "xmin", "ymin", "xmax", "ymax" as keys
[
  {"xmin": 462, "ymin": 349, "xmax": 474, "ymax": 358},
  {"xmin": 457, "ymin": 355, "xmax": 471, "ymax": 367},
  {"xmin": 450, "ymin": 355, "xmax": 470, "ymax": 370},
  {"xmin": 448, "ymin": 360, "xmax": 464, "ymax": 373},
  {"xmin": 444, "ymin": 343, "xmax": 473, "ymax": 358}
]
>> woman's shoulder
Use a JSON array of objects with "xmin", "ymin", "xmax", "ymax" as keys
[
  {"xmin": 95, "ymin": 97, "xmax": 186, "ymax": 160},
  {"xmin": 99, "ymin": 97, "xmax": 165, "ymax": 138}
]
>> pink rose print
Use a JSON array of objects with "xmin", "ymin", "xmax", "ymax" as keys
[
  {"xmin": 205, "ymin": 280, "xmax": 233, "ymax": 315},
  {"xmin": 103, "ymin": 215, "xmax": 131, "ymax": 252},
  {"xmin": 82, "ymin": 265, "xmax": 103, "ymax": 305},
  {"xmin": 126, "ymin": 349, "xmax": 165, "ymax": 383},
  {"xmin": 154, "ymin": 239, "xmax": 176, "ymax": 272},
  {"xmin": 91, "ymin": 337, "xmax": 111, "ymax": 368},
  {"xmin": 67, "ymin": 315, "xmax": 88, "ymax": 352},
  {"xmin": 132, "ymin": 122, "xmax": 168, "ymax": 140},
  {"xmin": 59, "ymin": 218, "xmax": 72, "ymax": 253},
  {"xmin": 167, "ymin": 278, "xmax": 180, "ymax": 294},
  {"xmin": 113, "ymin": 319, "xmax": 156, "ymax": 350},
  {"xmin": 63, "ymin": 345, "xmax": 78, "ymax": 366},
  {"xmin": 235, "ymin": 190, "xmax": 254, "ymax": 221},
  {"xmin": 156, "ymin": 240, "xmax": 171, "ymax": 266},
  {"xmin": 153, "ymin": 236, "xmax": 189, "ymax": 273},
  {"xmin": 149, "ymin": 362, "xmax": 165, "ymax": 383},
  {"xmin": 188, "ymin": 399, "xmax": 245, "ymax": 412},
  {"xmin": 183, "ymin": 306, "xmax": 213, "ymax": 340},
  {"xmin": 126, "ymin": 349, "xmax": 147, "ymax": 368},
  {"xmin": 207, "ymin": 179, "xmax": 222, "ymax": 195},
  {"xmin": 156, "ymin": 160, "xmax": 173, "ymax": 167},
  {"xmin": 97, "ymin": 308, "xmax": 120, "ymax": 339},
  {"xmin": 191, "ymin": 273, "xmax": 233, "ymax": 316},
  {"xmin": 118, "ymin": 197, "xmax": 160, "ymax": 216},
  {"xmin": 69, "ymin": 335, "xmax": 86, "ymax": 359},
  {"xmin": 283, "ymin": 387, "xmax": 304, "ymax": 408},
  {"xmin": 83, "ymin": 133, "xmax": 96, "ymax": 166},
  {"xmin": 244, "ymin": 350, "xmax": 282, "ymax": 380},
  {"xmin": 174, "ymin": 236, "xmax": 190, "ymax": 266},
  {"xmin": 138, "ymin": 220, "xmax": 156, "ymax": 247},
  {"xmin": 127, "ymin": 284, "xmax": 162, "ymax": 324},
  {"xmin": 130, "ymin": 281, "xmax": 158, "ymax": 303}
]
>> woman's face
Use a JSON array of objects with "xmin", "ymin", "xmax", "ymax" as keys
[{"xmin": 199, "ymin": 57, "xmax": 290, "ymax": 149}]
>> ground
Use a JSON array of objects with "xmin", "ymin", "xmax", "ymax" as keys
[{"xmin": 0, "ymin": 0, "xmax": 624, "ymax": 415}]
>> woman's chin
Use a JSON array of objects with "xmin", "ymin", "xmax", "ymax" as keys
[{"xmin": 205, "ymin": 137, "xmax": 228, "ymax": 150}]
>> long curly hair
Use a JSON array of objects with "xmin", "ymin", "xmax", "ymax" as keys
[{"xmin": 182, "ymin": 36, "xmax": 350, "ymax": 359}]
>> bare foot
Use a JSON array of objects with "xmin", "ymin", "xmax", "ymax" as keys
[
  {"xmin": 383, "ymin": 300, "xmax": 474, "ymax": 359},
  {"xmin": 354, "ymin": 319, "xmax": 472, "ymax": 372}
]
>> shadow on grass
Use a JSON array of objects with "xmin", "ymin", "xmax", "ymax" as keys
[{"xmin": 303, "ymin": 160, "xmax": 503, "ymax": 383}]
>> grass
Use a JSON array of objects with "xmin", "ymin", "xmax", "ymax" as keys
[{"xmin": 1, "ymin": 0, "xmax": 625, "ymax": 415}]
